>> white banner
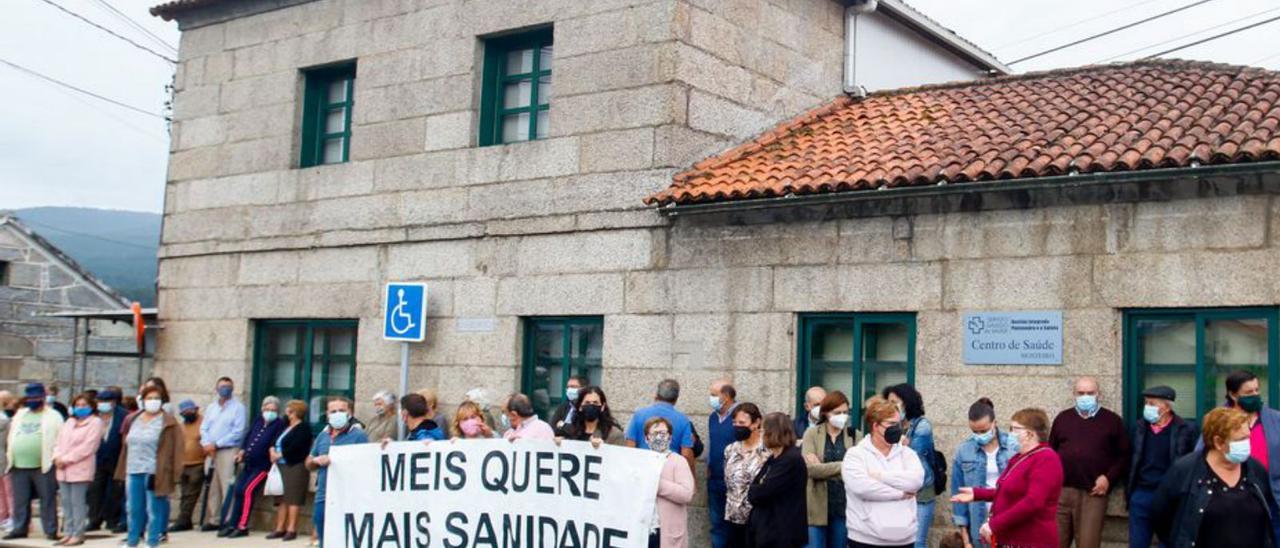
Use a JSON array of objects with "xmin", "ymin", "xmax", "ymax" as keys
[{"xmin": 324, "ymin": 439, "xmax": 666, "ymax": 548}]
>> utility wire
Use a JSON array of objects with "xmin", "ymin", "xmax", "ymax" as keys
[
  {"xmin": 0, "ymin": 58, "xmax": 166, "ymax": 120},
  {"xmin": 36, "ymin": 0, "xmax": 177, "ymax": 64},
  {"xmin": 1099, "ymin": 6, "xmax": 1280, "ymax": 63},
  {"xmin": 1008, "ymin": 0, "xmax": 1215, "ymax": 66},
  {"xmin": 1142, "ymin": 14, "xmax": 1280, "ymax": 59},
  {"xmin": 88, "ymin": 0, "xmax": 178, "ymax": 54},
  {"xmin": 1249, "ymin": 50, "xmax": 1280, "ymax": 65},
  {"xmin": 994, "ymin": 0, "xmax": 1163, "ymax": 52},
  {"xmin": 21, "ymin": 219, "xmax": 158, "ymax": 251}
]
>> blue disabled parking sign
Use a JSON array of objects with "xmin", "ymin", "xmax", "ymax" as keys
[{"xmin": 383, "ymin": 282, "xmax": 428, "ymax": 342}]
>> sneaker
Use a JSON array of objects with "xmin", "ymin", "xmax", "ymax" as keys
[
  {"xmin": 2, "ymin": 531, "xmax": 27, "ymax": 540},
  {"xmin": 228, "ymin": 529, "xmax": 249, "ymax": 538},
  {"xmin": 0, "ymin": 518, "xmax": 11, "ymax": 531},
  {"xmin": 200, "ymin": 524, "xmax": 221, "ymax": 533}
]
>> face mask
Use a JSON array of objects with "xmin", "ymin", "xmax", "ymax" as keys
[
  {"xmin": 883, "ymin": 424, "xmax": 904, "ymax": 445},
  {"xmin": 45, "ymin": 395, "xmax": 56, "ymax": 405},
  {"xmin": 181, "ymin": 413, "xmax": 197, "ymax": 424},
  {"xmin": 581, "ymin": 404, "xmax": 602, "ymax": 422},
  {"xmin": 1227, "ymin": 439, "xmax": 1252, "ymax": 464},
  {"xmin": 732, "ymin": 425, "xmax": 752, "ymax": 442},
  {"xmin": 97, "ymin": 402, "xmax": 114, "ymax": 414},
  {"xmin": 143, "ymin": 399, "xmax": 162, "ymax": 413},
  {"xmin": 460, "ymin": 417, "xmax": 482, "ymax": 437},
  {"xmin": 565, "ymin": 387, "xmax": 580, "ymax": 402},
  {"xmin": 828, "ymin": 413, "xmax": 849, "ymax": 430},
  {"xmin": 647, "ymin": 432, "xmax": 672, "ymax": 453},
  {"xmin": 373, "ymin": 406, "xmax": 386, "ymax": 416},
  {"xmin": 25, "ymin": 400, "xmax": 42, "ymax": 411},
  {"xmin": 499, "ymin": 413, "xmax": 511, "ymax": 430},
  {"xmin": 1239, "ymin": 395, "xmax": 1264, "ymax": 413},
  {"xmin": 72, "ymin": 406, "xmax": 92, "ymax": 419},
  {"xmin": 810, "ymin": 406, "xmax": 821, "ymax": 421},
  {"xmin": 263, "ymin": 411, "xmax": 279, "ymax": 422},
  {"xmin": 3, "ymin": 409, "xmax": 12, "ymax": 418},
  {"xmin": 1075, "ymin": 394, "xmax": 1098, "ymax": 414},
  {"xmin": 709, "ymin": 396, "xmax": 722, "ymax": 412},
  {"xmin": 217, "ymin": 386, "xmax": 233, "ymax": 399},
  {"xmin": 328, "ymin": 411, "xmax": 350, "ymax": 430},
  {"xmin": 1143, "ymin": 404, "xmax": 1162, "ymax": 423},
  {"xmin": 972, "ymin": 429, "xmax": 995, "ymax": 446}
]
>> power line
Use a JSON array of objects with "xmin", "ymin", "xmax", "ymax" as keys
[
  {"xmin": 0, "ymin": 58, "xmax": 166, "ymax": 120},
  {"xmin": 20, "ymin": 219, "xmax": 157, "ymax": 251},
  {"xmin": 994, "ymin": 0, "xmax": 1163, "ymax": 52},
  {"xmin": 1249, "ymin": 50, "xmax": 1280, "ymax": 65},
  {"xmin": 1008, "ymin": 0, "xmax": 1215, "ymax": 66},
  {"xmin": 1146, "ymin": 13, "xmax": 1280, "ymax": 58},
  {"xmin": 1099, "ymin": 6, "xmax": 1280, "ymax": 63},
  {"xmin": 36, "ymin": 0, "xmax": 177, "ymax": 64},
  {"xmin": 88, "ymin": 0, "xmax": 178, "ymax": 54}
]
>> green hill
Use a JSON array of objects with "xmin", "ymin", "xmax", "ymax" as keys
[{"xmin": 14, "ymin": 207, "xmax": 160, "ymax": 307}]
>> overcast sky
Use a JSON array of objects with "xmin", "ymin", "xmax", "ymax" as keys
[{"xmin": 2, "ymin": 0, "xmax": 1278, "ymax": 214}]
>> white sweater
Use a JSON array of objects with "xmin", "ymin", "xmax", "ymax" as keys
[{"xmin": 841, "ymin": 435, "xmax": 925, "ymax": 546}]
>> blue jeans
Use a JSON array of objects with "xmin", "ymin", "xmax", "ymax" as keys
[
  {"xmin": 1128, "ymin": 488, "xmax": 1165, "ymax": 548},
  {"xmin": 708, "ymin": 487, "xmax": 728, "ymax": 548},
  {"xmin": 915, "ymin": 500, "xmax": 935, "ymax": 548},
  {"xmin": 807, "ymin": 518, "xmax": 848, "ymax": 548},
  {"xmin": 313, "ymin": 497, "xmax": 326, "ymax": 547},
  {"xmin": 125, "ymin": 473, "xmax": 169, "ymax": 548}
]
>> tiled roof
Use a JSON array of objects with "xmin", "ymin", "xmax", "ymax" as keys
[
  {"xmin": 647, "ymin": 60, "xmax": 1280, "ymax": 207},
  {"xmin": 149, "ymin": 0, "xmax": 213, "ymax": 19}
]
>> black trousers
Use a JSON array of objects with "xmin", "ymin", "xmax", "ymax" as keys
[
  {"xmin": 847, "ymin": 541, "xmax": 912, "ymax": 548},
  {"xmin": 87, "ymin": 464, "xmax": 123, "ymax": 529},
  {"xmin": 11, "ymin": 467, "xmax": 56, "ymax": 536}
]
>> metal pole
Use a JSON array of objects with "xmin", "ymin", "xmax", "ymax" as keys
[
  {"xmin": 397, "ymin": 342, "xmax": 409, "ymax": 441},
  {"xmin": 69, "ymin": 317, "xmax": 78, "ymax": 394},
  {"xmin": 80, "ymin": 319, "xmax": 90, "ymax": 393}
]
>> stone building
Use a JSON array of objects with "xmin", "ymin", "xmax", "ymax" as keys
[
  {"xmin": 149, "ymin": 0, "xmax": 1280, "ymax": 544},
  {"xmin": 0, "ymin": 215, "xmax": 143, "ymax": 395}
]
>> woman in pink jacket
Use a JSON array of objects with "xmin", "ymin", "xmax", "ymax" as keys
[
  {"xmin": 51, "ymin": 393, "xmax": 103, "ymax": 546},
  {"xmin": 645, "ymin": 416, "xmax": 695, "ymax": 548}
]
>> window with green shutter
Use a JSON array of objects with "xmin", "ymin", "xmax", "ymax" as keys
[
  {"xmin": 253, "ymin": 320, "xmax": 359, "ymax": 429},
  {"xmin": 1124, "ymin": 308, "xmax": 1279, "ymax": 425},
  {"xmin": 797, "ymin": 313, "xmax": 916, "ymax": 419},
  {"xmin": 479, "ymin": 28, "xmax": 552, "ymax": 146},
  {"xmin": 300, "ymin": 63, "xmax": 356, "ymax": 167},
  {"xmin": 521, "ymin": 316, "xmax": 602, "ymax": 421}
]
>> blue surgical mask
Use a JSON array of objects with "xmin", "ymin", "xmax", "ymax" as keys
[
  {"xmin": 263, "ymin": 411, "xmax": 279, "ymax": 423},
  {"xmin": 25, "ymin": 400, "xmax": 42, "ymax": 411},
  {"xmin": 1075, "ymin": 395, "xmax": 1098, "ymax": 415},
  {"xmin": 327, "ymin": 411, "xmax": 349, "ymax": 430},
  {"xmin": 709, "ymin": 396, "xmax": 722, "ymax": 412},
  {"xmin": 72, "ymin": 406, "xmax": 92, "ymax": 419},
  {"xmin": 1227, "ymin": 439, "xmax": 1252, "ymax": 464},
  {"xmin": 96, "ymin": 402, "xmax": 113, "ymax": 414},
  {"xmin": 45, "ymin": 395, "xmax": 56, "ymax": 405},
  {"xmin": 565, "ymin": 387, "xmax": 580, "ymax": 403},
  {"xmin": 972, "ymin": 429, "xmax": 995, "ymax": 446},
  {"xmin": 1143, "ymin": 404, "xmax": 1162, "ymax": 424},
  {"xmin": 217, "ymin": 386, "xmax": 233, "ymax": 399}
]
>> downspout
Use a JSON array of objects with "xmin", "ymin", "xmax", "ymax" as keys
[{"xmin": 844, "ymin": 0, "xmax": 878, "ymax": 97}]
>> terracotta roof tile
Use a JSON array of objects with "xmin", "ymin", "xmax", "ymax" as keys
[{"xmin": 648, "ymin": 60, "xmax": 1280, "ymax": 206}]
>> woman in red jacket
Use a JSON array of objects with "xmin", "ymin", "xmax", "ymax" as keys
[{"xmin": 951, "ymin": 408, "xmax": 1063, "ymax": 548}]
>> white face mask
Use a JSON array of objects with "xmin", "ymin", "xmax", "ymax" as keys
[
  {"xmin": 809, "ymin": 406, "xmax": 821, "ymax": 421},
  {"xmin": 143, "ymin": 399, "xmax": 162, "ymax": 413},
  {"xmin": 828, "ymin": 413, "xmax": 849, "ymax": 430}
]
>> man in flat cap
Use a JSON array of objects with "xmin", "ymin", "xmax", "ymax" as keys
[{"xmin": 1127, "ymin": 385, "xmax": 1197, "ymax": 548}]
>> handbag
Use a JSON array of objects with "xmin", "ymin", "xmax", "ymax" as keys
[{"xmin": 264, "ymin": 464, "xmax": 284, "ymax": 496}]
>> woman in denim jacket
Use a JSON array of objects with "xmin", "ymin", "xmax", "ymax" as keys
[{"xmin": 950, "ymin": 398, "xmax": 1019, "ymax": 548}]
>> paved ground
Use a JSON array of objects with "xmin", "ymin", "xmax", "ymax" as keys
[{"xmin": 0, "ymin": 530, "xmax": 313, "ymax": 547}]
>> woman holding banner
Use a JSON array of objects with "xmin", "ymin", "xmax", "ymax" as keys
[
  {"xmin": 560, "ymin": 387, "xmax": 625, "ymax": 447},
  {"xmin": 747, "ymin": 412, "xmax": 808, "ymax": 548},
  {"xmin": 723, "ymin": 403, "xmax": 768, "ymax": 548},
  {"xmin": 645, "ymin": 416, "xmax": 694, "ymax": 547}
]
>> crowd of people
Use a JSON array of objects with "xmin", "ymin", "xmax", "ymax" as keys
[{"xmin": 0, "ymin": 370, "xmax": 1274, "ymax": 548}]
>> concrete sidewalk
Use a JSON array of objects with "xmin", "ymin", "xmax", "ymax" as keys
[{"xmin": 0, "ymin": 529, "xmax": 313, "ymax": 547}]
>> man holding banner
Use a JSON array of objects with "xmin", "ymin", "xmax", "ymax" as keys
[{"xmin": 307, "ymin": 397, "xmax": 368, "ymax": 548}]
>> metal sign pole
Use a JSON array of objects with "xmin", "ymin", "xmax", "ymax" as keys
[{"xmin": 397, "ymin": 341, "xmax": 409, "ymax": 441}]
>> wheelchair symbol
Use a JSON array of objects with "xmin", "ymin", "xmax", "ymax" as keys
[{"xmin": 389, "ymin": 288, "xmax": 417, "ymax": 335}]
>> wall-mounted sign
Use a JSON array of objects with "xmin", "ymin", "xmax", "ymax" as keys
[{"xmin": 963, "ymin": 311, "xmax": 1062, "ymax": 365}]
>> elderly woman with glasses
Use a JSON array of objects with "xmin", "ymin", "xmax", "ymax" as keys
[{"xmin": 218, "ymin": 395, "xmax": 286, "ymax": 539}]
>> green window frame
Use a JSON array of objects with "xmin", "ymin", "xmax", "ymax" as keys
[
  {"xmin": 797, "ymin": 313, "xmax": 916, "ymax": 419},
  {"xmin": 1124, "ymin": 307, "xmax": 1279, "ymax": 425},
  {"xmin": 0, "ymin": 261, "xmax": 7, "ymax": 286},
  {"xmin": 479, "ymin": 27, "xmax": 552, "ymax": 146},
  {"xmin": 521, "ymin": 316, "xmax": 603, "ymax": 421},
  {"xmin": 299, "ymin": 62, "xmax": 356, "ymax": 167},
  {"xmin": 253, "ymin": 319, "xmax": 359, "ymax": 430}
]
